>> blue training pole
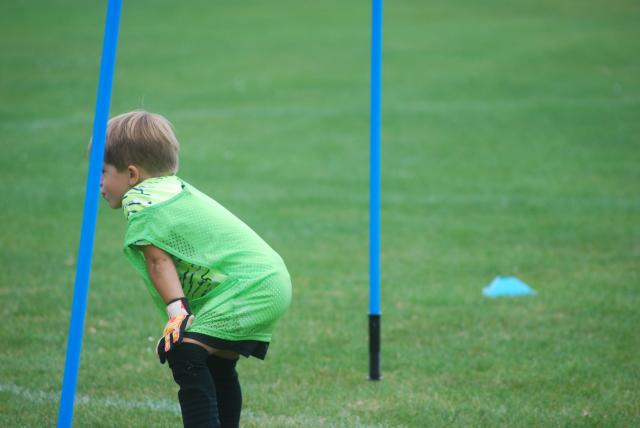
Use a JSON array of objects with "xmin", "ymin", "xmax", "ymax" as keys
[
  {"xmin": 58, "ymin": 1, "xmax": 122, "ymax": 426},
  {"xmin": 369, "ymin": 0, "xmax": 383, "ymax": 381}
]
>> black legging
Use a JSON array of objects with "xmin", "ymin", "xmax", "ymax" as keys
[
  {"xmin": 167, "ymin": 343, "xmax": 241, "ymax": 428},
  {"xmin": 208, "ymin": 353, "xmax": 242, "ymax": 428}
]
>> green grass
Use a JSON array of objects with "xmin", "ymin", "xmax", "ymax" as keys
[{"xmin": 1, "ymin": 0, "xmax": 639, "ymax": 426}]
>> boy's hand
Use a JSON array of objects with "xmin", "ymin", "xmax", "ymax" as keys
[{"xmin": 156, "ymin": 298, "xmax": 194, "ymax": 364}]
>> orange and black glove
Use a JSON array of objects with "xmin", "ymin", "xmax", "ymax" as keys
[{"xmin": 156, "ymin": 297, "xmax": 194, "ymax": 364}]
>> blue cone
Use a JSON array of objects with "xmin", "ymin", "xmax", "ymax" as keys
[{"xmin": 483, "ymin": 276, "xmax": 536, "ymax": 298}]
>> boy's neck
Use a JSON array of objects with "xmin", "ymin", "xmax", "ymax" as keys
[{"xmin": 126, "ymin": 164, "xmax": 174, "ymax": 188}]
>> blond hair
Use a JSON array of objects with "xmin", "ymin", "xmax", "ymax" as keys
[{"xmin": 105, "ymin": 110, "xmax": 179, "ymax": 174}]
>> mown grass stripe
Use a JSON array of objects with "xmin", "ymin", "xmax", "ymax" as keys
[{"xmin": 0, "ymin": 383, "xmax": 394, "ymax": 428}]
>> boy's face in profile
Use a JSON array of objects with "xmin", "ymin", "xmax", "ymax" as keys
[{"xmin": 101, "ymin": 163, "xmax": 131, "ymax": 209}]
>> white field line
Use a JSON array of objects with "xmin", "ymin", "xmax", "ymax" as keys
[
  {"xmin": 393, "ymin": 95, "xmax": 640, "ymax": 114},
  {"xmin": 0, "ymin": 383, "xmax": 393, "ymax": 428},
  {"xmin": 0, "ymin": 382, "xmax": 180, "ymax": 414},
  {"xmin": 2, "ymin": 95, "xmax": 639, "ymax": 131},
  {"xmin": 382, "ymin": 192, "xmax": 640, "ymax": 211}
]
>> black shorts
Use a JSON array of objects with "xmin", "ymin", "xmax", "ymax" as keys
[{"xmin": 184, "ymin": 332, "xmax": 269, "ymax": 360}]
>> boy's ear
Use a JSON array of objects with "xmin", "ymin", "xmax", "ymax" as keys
[{"xmin": 127, "ymin": 165, "xmax": 141, "ymax": 186}]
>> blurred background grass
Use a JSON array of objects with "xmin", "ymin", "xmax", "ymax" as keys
[{"xmin": 1, "ymin": 0, "xmax": 639, "ymax": 426}]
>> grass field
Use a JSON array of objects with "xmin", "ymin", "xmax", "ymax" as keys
[{"xmin": 1, "ymin": 0, "xmax": 639, "ymax": 426}]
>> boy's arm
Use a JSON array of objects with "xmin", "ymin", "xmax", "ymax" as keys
[
  {"xmin": 141, "ymin": 245, "xmax": 193, "ymax": 363},
  {"xmin": 141, "ymin": 244, "xmax": 183, "ymax": 303}
]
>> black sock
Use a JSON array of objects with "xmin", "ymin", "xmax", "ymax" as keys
[
  {"xmin": 207, "ymin": 354, "xmax": 242, "ymax": 428},
  {"xmin": 167, "ymin": 343, "xmax": 220, "ymax": 428}
]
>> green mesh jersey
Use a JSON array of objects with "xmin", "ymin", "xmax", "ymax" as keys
[
  {"xmin": 122, "ymin": 176, "xmax": 228, "ymax": 299},
  {"xmin": 123, "ymin": 177, "xmax": 292, "ymax": 342}
]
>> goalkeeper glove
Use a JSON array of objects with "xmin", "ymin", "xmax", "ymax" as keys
[{"xmin": 156, "ymin": 297, "xmax": 194, "ymax": 364}]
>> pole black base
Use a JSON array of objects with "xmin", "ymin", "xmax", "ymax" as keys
[{"xmin": 368, "ymin": 314, "xmax": 381, "ymax": 381}]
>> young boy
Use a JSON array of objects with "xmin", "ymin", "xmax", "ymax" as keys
[{"xmin": 100, "ymin": 110, "xmax": 292, "ymax": 428}]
